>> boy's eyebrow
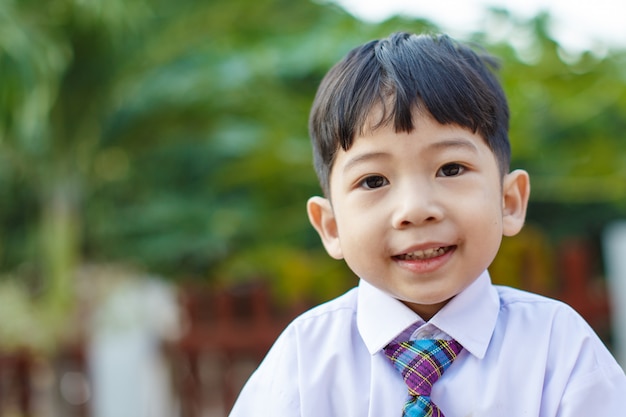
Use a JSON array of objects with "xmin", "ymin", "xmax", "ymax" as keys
[
  {"xmin": 429, "ymin": 138, "xmax": 480, "ymax": 153},
  {"xmin": 342, "ymin": 152, "xmax": 390, "ymax": 173}
]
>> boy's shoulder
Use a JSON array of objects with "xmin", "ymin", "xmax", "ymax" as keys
[
  {"xmin": 292, "ymin": 286, "xmax": 359, "ymax": 325},
  {"xmin": 495, "ymin": 284, "xmax": 555, "ymax": 302},
  {"xmin": 495, "ymin": 284, "xmax": 570, "ymax": 309},
  {"xmin": 276, "ymin": 286, "xmax": 363, "ymax": 347},
  {"xmin": 494, "ymin": 284, "xmax": 594, "ymax": 331},
  {"xmin": 493, "ymin": 284, "xmax": 624, "ymax": 392}
]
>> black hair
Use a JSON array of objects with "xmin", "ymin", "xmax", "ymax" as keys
[{"xmin": 309, "ymin": 32, "xmax": 511, "ymax": 196}]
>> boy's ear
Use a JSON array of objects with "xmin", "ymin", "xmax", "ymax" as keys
[
  {"xmin": 502, "ymin": 169, "xmax": 531, "ymax": 237},
  {"xmin": 307, "ymin": 196, "xmax": 343, "ymax": 260}
]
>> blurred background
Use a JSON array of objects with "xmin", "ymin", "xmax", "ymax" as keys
[{"xmin": 1, "ymin": 0, "xmax": 625, "ymax": 416}]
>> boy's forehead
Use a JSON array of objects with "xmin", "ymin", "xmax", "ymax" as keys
[
  {"xmin": 356, "ymin": 100, "xmax": 421, "ymax": 139},
  {"xmin": 355, "ymin": 104, "xmax": 448, "ymax": 143}
]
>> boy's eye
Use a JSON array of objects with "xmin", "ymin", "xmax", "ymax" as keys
[
  {"xmin": 360, "ymin": 175, "xmax": 388, "ymax": 189},
  {"xmin": 438, "ymin": 163, "xmax": 465, "ymax": 177}
]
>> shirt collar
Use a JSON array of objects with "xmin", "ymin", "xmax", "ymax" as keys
[{"xmin": 356, "ymin": 270, "xmax": 499, "ymax": 359}]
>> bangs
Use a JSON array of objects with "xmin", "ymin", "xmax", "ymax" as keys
[{"xmin": 344, "ymin": 33, "xmax": 505, "ymax": 150}]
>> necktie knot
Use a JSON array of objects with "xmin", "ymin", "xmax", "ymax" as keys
[{"xmin": 384, "ymin": 338, "xmax": 463, "ymax": 416}]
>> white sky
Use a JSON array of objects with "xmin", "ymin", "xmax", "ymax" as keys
[{"xmin": 335, "ymin": 0, "xmax": 626, "ymax": 53}]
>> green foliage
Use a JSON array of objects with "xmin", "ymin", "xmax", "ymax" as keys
[
  {"xmin": 474, "ymin": 11, "xmax": 626, "ymax": 237},
  {"xmin": 1, "ymin": 0, "xmax": 626, "ymax": 331}
]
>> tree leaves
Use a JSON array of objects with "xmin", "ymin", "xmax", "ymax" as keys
[{"xmin": 1, "ymin": 0, "xmax": 625, "ymax": 298}]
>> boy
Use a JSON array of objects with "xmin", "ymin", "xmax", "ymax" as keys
[{"xmin": 229, "ymin": 32, "xmax": 626, "ymax": 416}]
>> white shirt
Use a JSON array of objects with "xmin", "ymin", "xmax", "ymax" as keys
[{"xmin": 229, "ymin": 271, "xmax": 626, "ymax": 416}]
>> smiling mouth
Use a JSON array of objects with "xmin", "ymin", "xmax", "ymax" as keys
[{"xmin": 394, "ymin": 246, "xmax": 455, "ymax": 260}]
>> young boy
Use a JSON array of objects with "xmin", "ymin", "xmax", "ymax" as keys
[{"xmin": 229, "ymin": 32, "xmax": 626, "ymax": 416}]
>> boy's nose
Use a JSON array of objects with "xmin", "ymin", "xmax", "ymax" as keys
[{"xmin": 390, "ymin": 185, "xmax": 443, "ymax": 229}]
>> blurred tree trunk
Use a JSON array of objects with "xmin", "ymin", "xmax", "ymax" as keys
[{"xmin": 39, "ymin": 172, "xmax": 80, "ymax": 311}]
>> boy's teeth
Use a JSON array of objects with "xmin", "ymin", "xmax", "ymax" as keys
[{"xmin": 400, "ymin": 247, "xmax": 447, "ymax": 260}]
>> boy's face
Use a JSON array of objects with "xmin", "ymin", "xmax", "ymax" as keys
[{"xmin": 308, "ymin": 111, "xmax": 529, "ymax": 320}]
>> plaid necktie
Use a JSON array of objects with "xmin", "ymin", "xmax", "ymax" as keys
[{"xmin": 384, "ymin": 338, "xmax": 463, "ymax": 417}]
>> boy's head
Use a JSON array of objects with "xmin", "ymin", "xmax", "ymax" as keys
[
  {"xmin": 309, "ymin": 32, "xmax": 511, "ymax": 197},
  {"xmin": 306, "ymin": 32, "xmax": 530, "ymax": 319}
]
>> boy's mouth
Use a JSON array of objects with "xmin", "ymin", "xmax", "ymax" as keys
[{"xmin": 394, "ymin": 246, "xmax": 455, "ymax": 260}]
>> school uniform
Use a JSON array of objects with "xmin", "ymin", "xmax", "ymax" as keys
[{"xmin": 230, "ymin": 270, "xmax": 626, "ymax": 416}]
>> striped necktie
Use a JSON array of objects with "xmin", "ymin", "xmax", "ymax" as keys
[{"xmin": 384, "ymin": 338, "xmax": 463, "ymax": 417}]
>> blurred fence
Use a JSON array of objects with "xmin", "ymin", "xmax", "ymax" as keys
[
  {"xmin": 166, "ymin": 281, "xmax": 310, "ymax": 416},
  {"xmin": 0, "ymin": 344, "xmax": 88, "ymax": 417}
]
